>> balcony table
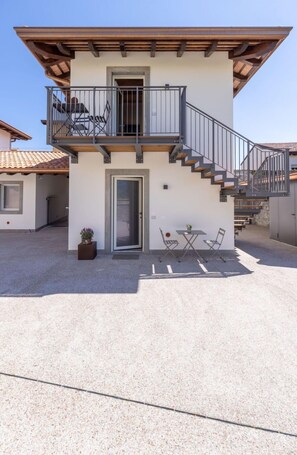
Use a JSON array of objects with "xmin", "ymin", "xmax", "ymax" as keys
[
  {"xmin": 53, "ymin": 102, "xmax": 89, "ymax": 136},
  {"xmin": 176, "ymin": 229, "xmax": 207, "ymax": 262}
]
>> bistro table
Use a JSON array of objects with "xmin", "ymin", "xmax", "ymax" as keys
[
  {"xmin": 53, "ymin": 101, "xmax": 89, "ymax": 136},
  {"xmin": 176, "ymin": 229, "xmax": 207, "ymax": 262}
]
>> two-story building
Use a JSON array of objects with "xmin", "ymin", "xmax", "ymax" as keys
[{"xmin": 15, "ymin": 27, "xmax": 291, "ymax": 252}]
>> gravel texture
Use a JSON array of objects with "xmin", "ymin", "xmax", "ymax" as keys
[{"xmin": 0, "ymin": 225, "xmax": 297, "ymax": 454}]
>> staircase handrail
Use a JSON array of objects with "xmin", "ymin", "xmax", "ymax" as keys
[{"xmin": 186, "ymin": 101, "xmax": 252, "ymax": 145}]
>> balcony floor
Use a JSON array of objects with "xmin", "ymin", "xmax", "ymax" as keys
[{"xmin": 51, "ymin": 135, "xmax": 180, "ymax": 154}]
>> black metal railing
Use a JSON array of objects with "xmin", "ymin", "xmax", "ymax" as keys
[
  {"xmin": 47, "ymin": 86, "xmax": 186, "ymax": 142},
  {"xmin": 185, "ymin": 102, "xmax": 289, "ymax": 196}
]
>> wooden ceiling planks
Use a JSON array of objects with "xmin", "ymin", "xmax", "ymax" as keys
[{"xmin": 15, "ymin": 27, "xmax": 292, "ymax": 96}]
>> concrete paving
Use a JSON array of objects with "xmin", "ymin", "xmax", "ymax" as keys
[{"xmin": 0, "ymin": 225, "xmax": 297, "ymax": 454}]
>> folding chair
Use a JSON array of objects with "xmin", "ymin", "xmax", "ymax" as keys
[
  {"xmin": 159, "ymin": 228, "xmax": 180, "ymax": 262},
  {"xmin": 203, "ymin": 228, "xmax": 226, "ymax": 262},
  {"xmin": 89, "ymin": 100, "xmax": 111, "ymax": 135}
]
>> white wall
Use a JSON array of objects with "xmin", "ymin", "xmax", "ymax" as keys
[
  {"xmin": 0, "ymin": 174, "xmax": 36, "ymax": 230},
  {"xmin": 35, "ymin": 174, "xmax": 69, "ymax": 229},
  {"xmin": 69, "ymin": 152, "xmax": 234, "ymax": 251},
  {"xmin": 0, "ymin": 130, "xmax": 11, "ymax": 150},
  {"xmin": 71, "ymin": 52, "xmax": 233, "ymax": 126}
]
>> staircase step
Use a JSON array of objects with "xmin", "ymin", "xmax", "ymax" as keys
[{"xmin": 182, "ymin": 159, "xmax": 198, "ymax": 166}]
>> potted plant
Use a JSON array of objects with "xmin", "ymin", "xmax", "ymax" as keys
[
  {"xmin": 78, "ymin": 228, "xmax": 97, "ymax": 260},
  {"xmin": 80, "ymin": 227, "xmax": 94, "ymax": 244},
  {"xmin": 186, "ymin": 224, "xmax": 192, "ymax": 233}
]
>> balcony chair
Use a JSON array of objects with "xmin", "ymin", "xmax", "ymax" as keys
[
  {"xmin": 159, "ymin": 228, "xmax": 180, "ymax": 262},
  {"xmin": 203, "ymin": 228, "xmax": 226, "ymax": 262},
  {"xmin": 79, "ymin": 100, "xmax": 111, "ymax": 136}
]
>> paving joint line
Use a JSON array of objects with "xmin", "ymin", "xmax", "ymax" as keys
[{"xmin": 1, "ymin": 371, "xmax": 296, "ymax": 439}]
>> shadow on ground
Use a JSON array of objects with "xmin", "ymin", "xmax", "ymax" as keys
[
  {"xmin": 0, "ymin": 227, "xmax": 252, "ymax": 296},
  {"xmin": 236, "ymin": 225, "xmax": 297, "ymax": 269}
]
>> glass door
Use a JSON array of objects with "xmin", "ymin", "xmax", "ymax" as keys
[{"xmin": 113, "ymin": 177, "xmax": 143, "ymax": 250}]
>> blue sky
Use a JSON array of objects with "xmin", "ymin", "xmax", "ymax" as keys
[{"xmin": 1, "ymin": 0, "xmax": 296, "ymax": 149}]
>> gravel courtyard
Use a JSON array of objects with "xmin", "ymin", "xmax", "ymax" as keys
[{"xmin": 0, "ymin": 225, "xmax": 297, "ymax": 454}]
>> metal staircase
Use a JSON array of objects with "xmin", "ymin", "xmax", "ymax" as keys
[{"xmin": 171, "ymin": 102, "xmax": 290, "ymax": 199}]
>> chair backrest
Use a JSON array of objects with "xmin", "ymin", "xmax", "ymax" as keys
[
  {"xmin": 52, "ymin": 93, "xmax": 64, "ymax": 113},
  {"xmin": 216, "ymin": 228, "xmax": 226, "ymax": 246},
  {"xmin": 102, "ymin": 100, "xmax": 111, "ymax": 120},
  {"xmin": 159, "ymin": 228, "xmax": 166, "ymax": 245}
]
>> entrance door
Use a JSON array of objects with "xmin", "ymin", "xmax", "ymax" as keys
[
  {"xmin": 113, "ymin": 78, "xmax": 144, "ymax": 136},
  {"xmin": 113, "ymin": 177, "xmax": 143, "ymax": 250}
]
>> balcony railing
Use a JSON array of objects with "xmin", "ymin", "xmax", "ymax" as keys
[{"xmin": 46, "ymin": 86, "xmax": 187, "ymax": 143}]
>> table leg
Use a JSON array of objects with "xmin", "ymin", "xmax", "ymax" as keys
[{"xmin": 180, "ymin": 234, "xmax": 207, "ymax": 262}]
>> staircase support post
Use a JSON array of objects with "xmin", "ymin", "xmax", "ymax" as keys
[
  {"xmin": 212, "ymin": 119, "xmax": 215, "ymax": 163},
  {"xmin": 180, "ymin": 87, "xmax": 187, "ymax": 143},
  {"xmin": 247, "ymin": 140, "xmax": 251, "ymax": 189}
]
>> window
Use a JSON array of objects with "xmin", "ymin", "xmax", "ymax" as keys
[{"xmin": 0, "ymin": 182, "xmax": 23, "ymax": 214}]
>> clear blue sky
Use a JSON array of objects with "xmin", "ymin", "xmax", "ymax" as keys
[{"xmin": 1, "ymin": 0, "xmax": 296, "ymax": 149}]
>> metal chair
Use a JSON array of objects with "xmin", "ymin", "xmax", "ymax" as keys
[
  {"xmin": 159, "ymin": 228, "xmax": 180, "ymax": 262},
  {"xmin": 203, "ymin": 228, "xmax": 226, "ymax": 262},
  {"xmin": 89, "ymin": 100, "xmax": 111, "ymax": 135}
]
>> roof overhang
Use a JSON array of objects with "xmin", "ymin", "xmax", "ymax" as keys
[
  {"xmin": 0, "ymin": 120, "xmax": 31, "ymax": 141},
  {"xmin": 14, "ymin": 26, "xmax": 292, "ymax": 96}
]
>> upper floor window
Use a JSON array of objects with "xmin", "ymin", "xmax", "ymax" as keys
[{"xmin": 0, "ymin": 182, "xmax": 23, "ymax": 214}]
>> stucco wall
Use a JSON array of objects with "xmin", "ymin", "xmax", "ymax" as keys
[
  {"xmin": 71, "ymin": 52, "xmax": 233, "ymax": 126},
  {"xmin": 270, "ymin": 182, "xmax": 297, "ymax": 246},
  {"xmin": 69, "ymin": 152, "xmax": 234, "ymax": 251},
  {"xmin": 0, "ymin": 174, "xmax": 36, "ymax": 230},
  {"xmin": 35, "ymin": 174, "xmax": 69, "ymax": 229},
  {"xmin": 0, "ymin": 130, "xmax": 11, "ymax": 150}
]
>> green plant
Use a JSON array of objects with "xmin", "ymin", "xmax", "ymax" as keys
[
  {"xmin": 186, "ymin": 224, "xmax": 192, "ymax": 232},
  {"xmin": 80, "ymin": 227, "xmax": 94, "ymax": 243}
]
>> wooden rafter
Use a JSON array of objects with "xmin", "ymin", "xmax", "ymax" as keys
[
  {"xmin": 232, "ymin": 41, "xmax": 278, "ymax": 61},
  {"xmin": 240, "ymin": 58, "xmax": 263, "ymax": 67},
  {"xmin": 43, "ymin": 58, "xmax": 66, "ymax": 68},
  {"xmin": 229, "ymin": 41, "xmax": 249, "ymax": 58},
  {"xmin": 233, "ymin": 72, "xmax": 248, "ymax": 82},
  {"xmin": 150, "ymin": 40, "xmax": 156, "ymax": 57},
  {"xmin": 204, "ymin": 40, "xmax": 218, "ymax": 57},
  {"xmin": 45, "ymin": 68, "xmax": 70, "ymax": 84},
  {"xmin": 28, "ymin": 41, "xmax": 74, "ymax": 60},
  {"xmin": 120, "ymin": 41, "xmax": 127, "ymax": 57},
  {"xmin": 88, "ymin": 41, "xmax": 100, "ymax": 57},
  {"xmin": 177, "ymin": 41, "xmax": 186, "ymax": 57},
  {"xmin": 56, "ymin": 42, "xmax": 72, "ymax": 56}
]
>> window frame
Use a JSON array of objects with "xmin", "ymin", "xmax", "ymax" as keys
[{"xmin": 0, "ymin": 181, "xmax": 23, "ymax": 214}]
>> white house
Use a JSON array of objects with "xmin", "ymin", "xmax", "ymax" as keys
[
  {"xmin": 15, "ymin": 27, "xmax": 291, "ymax": 251},
  {"xmin": 0, "ymin": 120, "xmax": 69, "ymax": 230}
]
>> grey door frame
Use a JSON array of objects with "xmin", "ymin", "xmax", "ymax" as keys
[
  {"xmin": 105, "ymin": 169, "xmax": 150, "ymax": 253},
  {"xmin": 112, "ymin": 176, "xmax": 143, "ymax": 251},
  {"xmin": 106, "ymin": 67, "xmax": 151, "ymax": 135}
]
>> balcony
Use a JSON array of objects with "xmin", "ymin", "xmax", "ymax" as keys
[{"xmin": 47, "ymin": 86, "xmax": 186, "ymax": 162}]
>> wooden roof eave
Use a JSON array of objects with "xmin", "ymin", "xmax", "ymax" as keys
[
  {"xmin": 0, "ymin": 168, "xmax": 69, "ymax": 175},
  {"xmin": 14, "ymin": 26, "xmax": 292, "ymax": 95}
]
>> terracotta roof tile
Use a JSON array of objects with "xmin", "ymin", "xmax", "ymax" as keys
[{"xmin": 0, "ymin": 149, "xmax": 69, "ymax": 172}]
